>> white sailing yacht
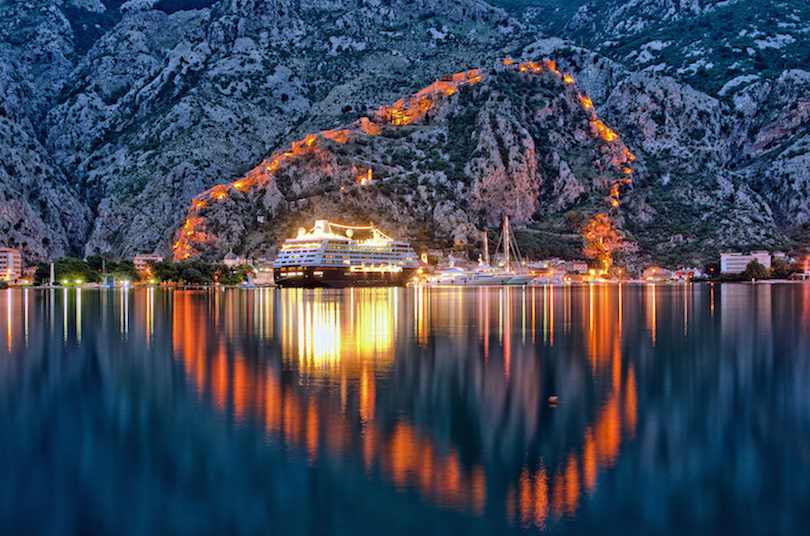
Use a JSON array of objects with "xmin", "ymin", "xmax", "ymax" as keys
[
  {"xmin": 486, "ymin": 216, "xmax": 535, "ymax": 285},
  {"xmin": 421, "ymin": 217, "xmax": 535, "ymax": 286}
]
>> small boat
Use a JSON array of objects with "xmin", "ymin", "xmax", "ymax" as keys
[{"xmin": 422, "ymin": 263, "xmax": 513, "ymax": 286}]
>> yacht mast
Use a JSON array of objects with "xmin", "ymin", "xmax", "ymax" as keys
[
  {"xmin": 504, "ymin": 216, "xmax": 510, "ymax": 273},
  {"xmin": 484, "ymin": 231, "xmax": 490, "ymax": 266}
]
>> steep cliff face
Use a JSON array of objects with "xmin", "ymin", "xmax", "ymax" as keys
[
  {"xmin": 734, "ymin": 70, "xmax": 810, "ymax": 232},
  {"xmin": 589, "ymin": 66, "xmax": 808, "ymax": 257},
  {"xmin": 0, "ymin": 0, "xmax": 96, "ymax": 259},
  {"xmin": 543, "ymin": 43, "xmax": 805, "ymax": 263},
  {"xmin": 0, "ymin": 120, "xmax": 91, "ymax": 259}
]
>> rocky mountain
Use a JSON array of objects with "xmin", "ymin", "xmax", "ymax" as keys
[
  {"xmin": 498, "ymin": 0, "xmax": 810, "ymax": 97},
  {"xmin": 173, "ymin": 56, "xmax": 796, "ymax": 270},
  {"xmin": 173, "ymin": 62, "xmax": 639, "ymax": 264},
  {"xmin": 0, "ymin": 0, "xmax": 808, "ymax": 270},
  {"xmin": 4, "ymin": 0, "xmax": 532, "ymax": 262}
]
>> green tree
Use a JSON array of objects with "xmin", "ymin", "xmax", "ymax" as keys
[
  {"xmin": 741, "ymin": 260, "xmax": 769, "ymax": 280},
  {"xmin": 54, "ymin": 257, "xmax": 99, "ymax": 284},
  {"xmin": 34, "ymin": 262, "xmax": 50, "ymax": 285},
  {"xmin": 111, "ymin": 260, "xmax": 140, "ymax": 283},
  {"xmin": 216, "ymin": 264, "xmax": 255, "ymax": 285},
  {"xmin": 86, "ymin": 255, "xmax": 117, "ymax": 275},
  {"xmin": 581, "ymin": 213, "xmax": 634, "ymax": 271},
  {"xmin": 150, "ymin": 261, "xmax": 180, "ymax": 282},
  {"xmin": 177, "ymin": 260, "xmax": 216, "ymax": 284}
]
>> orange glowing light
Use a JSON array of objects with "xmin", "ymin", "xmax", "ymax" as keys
[
  {"xmin": 233, "ymin": 181, "xmax": 245, "ymax": 190},
  {"xmin": 578, "ymin": 94, "xmax": 593, "ymax": 109},
  {"xmin": 592, "ymin": 120, "xmax": 618, "ymax": 142},
  {"xmin": 563, "ymin": 74, "xmax": 574, "ymax": 84},
  {"xmin": 503, "ymin": 58, "xmax": 515, "ymax": 65},
  {"xmin": 544, "ymin": 60, "xmax": 560, "ymax": 75},
  {"xmin": 322, "ymin": 128, "xmax": 353, "ymax": 144},
  {"xmin": 356, "ymin": 117, "xmax": 382, "ymax": 135}
]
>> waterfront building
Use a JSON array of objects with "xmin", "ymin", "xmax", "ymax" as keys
[
  {"xmin": 0, "ymin": 248, "xmax": 22, "ymax": 281},
  {"xmin": 252, "ymin": 260, "xmax": 275, "ymax": 285},
  {"xmin": 720, "ymin": 251, "xmax": 772, "ymax": 274},
  {"xmin": 421, "ymin": 249, "xmax": 444, "ymax": 265},
  {"xmin": 566, "ymin": 260, "xmax": 589, "ymax": 275},
  {"xmin": 642, "ymin": 266, "xmax": 672, "ymax": 281},
  {"xmin": 133, "ymin": 254, "xmax": 163, "ymax": 277},
  {"xmin": 672, "ymin": 268, "xmax": 702, "ymax": 281}
]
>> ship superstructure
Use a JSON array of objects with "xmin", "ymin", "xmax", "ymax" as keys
[{"xmin": 273, "ymin": 220, "xmax": 419, "ymax": 287}]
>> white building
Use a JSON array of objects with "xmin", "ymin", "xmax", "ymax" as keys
[
  {"xmin": 720, "ymin": 251, "xmax": 771, "ymax": 274},
  {"xmin": 133, "ymin": 254, "xmax": 163, "ymax": 276},
  {"xmin": 0, "ymin": 248, "xmax": 22, "ymax": 281}
]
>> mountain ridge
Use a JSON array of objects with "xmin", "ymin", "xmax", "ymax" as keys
[{"xmin": 0, "ymin": 0, "xmax": 808, "ymax": 269}]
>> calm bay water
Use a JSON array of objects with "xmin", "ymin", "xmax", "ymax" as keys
[{"xmin": 1, "ymin": 284, "xmax": 809, "ymax": 535}]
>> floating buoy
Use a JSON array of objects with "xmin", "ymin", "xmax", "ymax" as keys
[{"xmin": 548, "ymin": 396, "xmax": 558, "ymax": 407}]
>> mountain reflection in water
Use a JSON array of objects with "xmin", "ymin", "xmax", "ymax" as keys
[{"xmin": 1, "ymin": 284, "xmax": 809, "ymax": 535}]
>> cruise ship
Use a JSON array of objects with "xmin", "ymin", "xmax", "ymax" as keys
[{"xmin": 273, "ymin": 220, "xmax": 420, "ymax": 287}]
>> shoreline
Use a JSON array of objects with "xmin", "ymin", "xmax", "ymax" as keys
[{"xmin": 3, "ymin": 279, "xmax": 808, "ymax": 291}]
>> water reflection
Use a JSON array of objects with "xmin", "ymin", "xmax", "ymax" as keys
[
  {"xmin": 165, "ymin": 286, "xmax": 640, "ymax": 527},
  {"xmin": 1, "ymin": 284, "xmax": 809, "ymax": 535}
]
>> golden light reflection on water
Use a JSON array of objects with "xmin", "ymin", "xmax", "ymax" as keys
[
  {"xmin": 280, "ymin": 288, "xmax": 398, "ymax": 380},
  {"xmin": 4, "ymin": 284, "xmax": 808, "ymax": 530},
  {"xmin": 164, "ymin": 285, "xmax": 643, "ymax": 526}
]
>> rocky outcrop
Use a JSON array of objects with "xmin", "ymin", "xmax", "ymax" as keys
[
  {"xmin": 566, "ymin": 0, "xmax": 744, "ymax": 42},
  {"xmin": 0, "ymin": 117, "xmax": 92, "ymax": 259},
  {"xmin": 171, "ymin": 63, "xmax": 641, "ymax": 262}
]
